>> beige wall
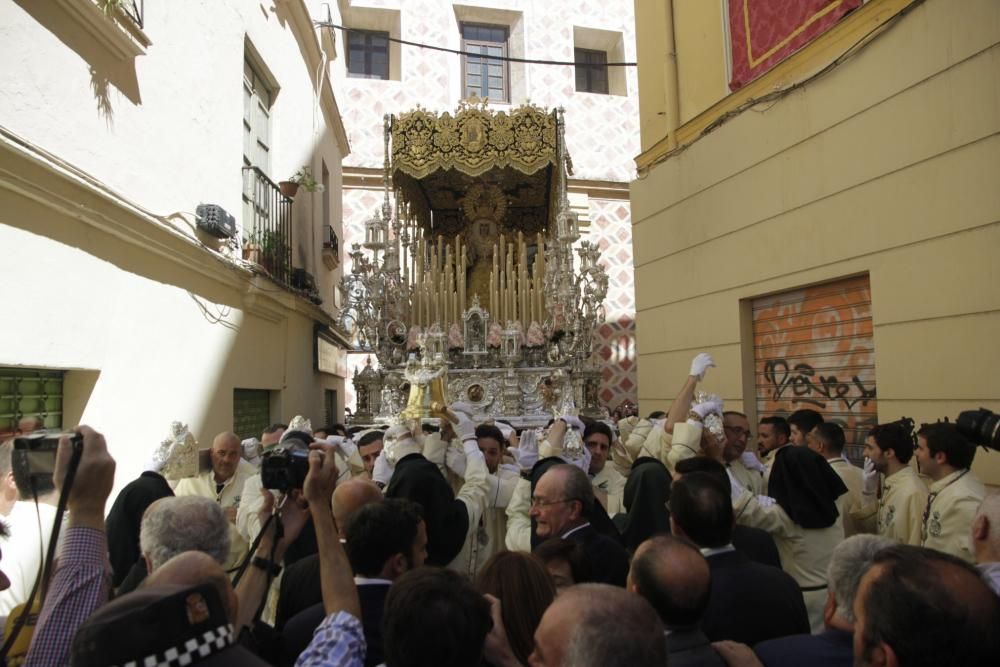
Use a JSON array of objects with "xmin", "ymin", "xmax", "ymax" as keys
[{"xmin": 631, "ymin": 0, "xmax": 1000, "ymax": 482}]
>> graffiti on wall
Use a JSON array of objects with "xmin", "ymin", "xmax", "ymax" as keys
[{"xmin": 753, "ymin": 275, "xmax": 877, "ymax": 461}]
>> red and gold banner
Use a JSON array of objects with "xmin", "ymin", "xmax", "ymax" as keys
[{"xmin": 728, "ymin": 0, "xmax": 861, "ymax": 90}]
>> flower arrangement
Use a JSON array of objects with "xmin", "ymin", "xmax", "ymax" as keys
[
  {"xmin": 448, "ymin": 322, "xmax": 464, "ymax": 350},
  {"xmin": 525, "ymin": 321, "xmax": 545, "ymax": 348},
  {"xmin": 406, "ymin": 325, "xmax": 422, "ymax": 351},
  {"xmin": 486, "ymin": 322, "xmax": 503, "ymax": 349}
]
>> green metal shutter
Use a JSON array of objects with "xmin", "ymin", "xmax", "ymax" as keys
[
  {"xmin": 324, "ymin": 389, "xmax": 338, "ymax": 427},
  {"xmin": 233, "ymin": 389, "xmax": 271, "ymax": 441},
  {"xmin": 0, "ymin": 367, "xmax": 64, "ymax": 437}
]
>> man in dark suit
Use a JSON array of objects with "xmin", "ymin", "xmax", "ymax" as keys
[
  {"xmin": 280, "ymin": 498, "xmax": 427, "ymax": 667},
  {"xmin": 670, "ymin": 472, "xmax": 810, "ymax": 645},
  {"xmin": 753, "ymin": 534, "xmax": 893, "ymax": 667},
  {"xmin": 530, "ymin": 464, "xmax": 629, "ymax": 586},
  {"xmin": 629, "ymin": 535, "xmax": 725, "ymax": 666}
]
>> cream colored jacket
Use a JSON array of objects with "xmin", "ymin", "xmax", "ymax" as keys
[
  {"xmin": 591, "ymin": 464, "xmax": 626, "ymax": 515},
  {"xmin": 920, "ymin": 468, "xmax": 985, "ymax": 563},
  {"xmin": 828, "ymin": 458, "xmax": 864, "ymax": 537},
  {"xmin": 850, "ymin": 465, "xmax": 928, "ymax": 545},
  {"xmin": 734, "ymin": 490, "xmax": 843, "ymax": 633},
  {"xmin": 174, "ymin": 459, "xmax": 257, "ymax": 571},
  {"xmin": 728, "ymin": 458, "xmax": 764, "ymax": 496}
]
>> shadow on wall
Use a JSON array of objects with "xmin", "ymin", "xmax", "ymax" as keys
[{"xmin": 14, "ymin": 0, "xmax": 143, "ymax": 124}]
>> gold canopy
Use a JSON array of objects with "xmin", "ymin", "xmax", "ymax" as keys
[{"xmin": 390, "ymin": 98, "xmax": 558, "ymax": 179}]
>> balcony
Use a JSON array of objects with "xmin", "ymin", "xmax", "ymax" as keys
[
  {"xmin": 322, "ymin": 224, "xmax": 340, "ymax": 270},
  {"xmin": 242, "ymin": 166, "xmax": 292, "ymax": 286}
]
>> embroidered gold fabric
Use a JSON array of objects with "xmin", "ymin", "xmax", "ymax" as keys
[{"xmin": 391, "ymin": 98, "xmax": 558, "ymax": 179}]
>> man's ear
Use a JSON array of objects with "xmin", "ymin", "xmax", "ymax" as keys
[
  {"xmin": 388, "ymin": 552, "xmax": 408, "ymax": 578},
  {"xmin": 822, "ymin": 589, "xmax": 836, "ymax": 627}
]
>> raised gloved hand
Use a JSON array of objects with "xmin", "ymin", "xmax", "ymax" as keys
[
  {"xmin": 372, "ymin": 449, "xmax": 395, "ymax": 487},
  {"xmin": 508, "ymin": 429, "xmax": 539, "ymax": 469},
  {"xmin": 563, "ymin": 444, "xmax": 592, "ymax": 475},
  {"xmin": 561, "ymin": 414, "xmax": 586, "ymax": 432},
  {"xmin": 862, "ymin": 457, "xmax": 879, "ymax": 496},
  {"xmin": 496, "ymin": 422, "xmax": 515, "ymax": 443},
  {"xmin": 690, "ymin": 397, "xmax": 724, "ymax": 421},
  {"xmin": 446, "ymin": 444, "xmax": 468, "ymax": 478},
  {"xmin": 740, "ymin": 450, "xmax": 767, "ymax": 473},
  {"xmin": 451, "ymin": 401, "xmax": 477, "ymax": 419},
  {"xmin": 323, "ymin": 435, "xmax": 345, "ymax": 452},
  {"xmin": 455, "ymin": 413, "xmax": 478, "ymax": 443},
  {"xmin": 689, "ymin": 352, "xmax": 716, "ymax": 380}
]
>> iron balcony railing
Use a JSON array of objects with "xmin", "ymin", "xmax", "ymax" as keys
[
  {"xmin": 242, "ymin": 166, "xmax": 293, "ymax": 286},
  {"xmin": 113, "ymin": 0, "xmax": 144, "ymax": 29}
]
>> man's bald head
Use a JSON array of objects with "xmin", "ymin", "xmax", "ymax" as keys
[
  {"xmin": 628, "ymin": 535, "xmax": 711, "ymax": 629},
  {"xmin": 333, "ymin": 478, "xmax": 382, "ymax": 538},
  {"xmin": 145, "ymin": 551, "xmax": 237, "ymax": 622},
  {"xmin": 210, "ymin": 431, "xmax": 241, "ymax": 481}
]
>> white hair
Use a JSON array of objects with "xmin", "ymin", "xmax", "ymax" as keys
[
  {"xmin": 139, "ymin": 496, "xmax": 230, "ymax": 571},
  {"xmin": 827, "ymin": 534, "xmax": 893, "ymax": 623}
]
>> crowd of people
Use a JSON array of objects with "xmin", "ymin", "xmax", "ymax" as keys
[{"xmin": 0, "ymin": 352, "xmax": 999, "ymax": 666}]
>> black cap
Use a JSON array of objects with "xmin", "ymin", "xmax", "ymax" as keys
[{"xmin": 71, "ymin": 583, "xmax": 269, "ymax": 666}]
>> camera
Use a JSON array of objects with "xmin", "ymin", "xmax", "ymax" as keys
[
  {"xmin": 957, "ymin": 408, "xmax": 1000, "ymax": 452},
  {"xmin": 260, "ymin": 430, "xmax": 312, "ymax": 491},
  {"xmin": 13, "ymin": 431, "xmax": 82, "ymax": 479}
]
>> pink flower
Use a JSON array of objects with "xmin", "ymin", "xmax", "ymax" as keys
[
  {"xmin": 487, "ymin": 322, "xmax": 503, "ymax": 348},
  {"xmin": 448, "ymin": 322, "xmax": 464, "ymax": 349},
  {"xmin": 526, "ymin": 321, "xmax": 545, "ymax": 347},
  {"xmin": 406, "ymin": 325, "xmax": 422, "ymax": 351}
]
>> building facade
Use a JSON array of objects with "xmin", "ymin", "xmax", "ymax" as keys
[
  {"xmin": 631, "ymin": 0, "xmax": 1000, "ymax": 480},
  {"xmin": 327, "ymin": 0, "xmax": 641, "ymax": 414},
  {"xmin": 0, "ymin": 0, "xmax": 351, "ymax": 487}
]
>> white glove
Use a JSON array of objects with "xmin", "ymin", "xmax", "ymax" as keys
[
  {"xmin": 862, "ymin": 457, "xmax": 879, "ymax": 496},
  {"xmin": 561, "ymin": 415, "xmax": 586, "ymax": 432},
  {"xmin": 650, "ymin": 418, "xmax": 666, "ymax": 429},
  {"xmin": 372, "ymin": 450, "xmax": 395, "ymax": 487},
  {"xmin": 451, "ymin": 401, "xmax": 477, "ymax": 419},
  {"xmin": 323, "ymin": 435, "xmax": 345, "ymax": 452},
  {"xmin": 496, "ymin": 422, "xmax": 515, "ymax": 443},
  {"xmin": 240, "ymin": 438, "xmax": 261, "ymax": 461},
  {"xmin": 563, "ymin": 445, "xmax": 592, "ymax": 475},
  {"xmin": 455, "ymin": 413, "xmax": 477, "ymax": 443},
  {"xmin": 446, "ymin": 444, "xmax": 468, "ymax": 478},
  {"xmin": 756, "ymin": 495, "xmax": 777, "ymax": 509},
  {"xmin": 740, "ymin": 451, "xmax": 767, "ymax": 474},
  {"xmin": 691, "ymin": 398, "xmax": 724, "ymax": 421},
  {"xmin": 689, "ymin": 352, "xmax": 716, "ymax": 380},
  {"xmin": 509, "ymin": 429, "xmax": 539, "ymax": 469}
]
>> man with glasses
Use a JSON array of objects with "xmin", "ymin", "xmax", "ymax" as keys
[
  {"xmin": 723, "ymin": 412, "xmax": 764, "ymax": 495},
  {"xmin": 530, "ymin": 464, "xmax": 630, "ymax": 586}
]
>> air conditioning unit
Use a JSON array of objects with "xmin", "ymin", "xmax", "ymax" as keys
[{"xmin": 195, "ymin": 204, "xmax": 237, "ymax": 239}]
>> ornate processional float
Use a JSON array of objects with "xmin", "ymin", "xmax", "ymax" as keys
[{"xmin": 339, "ymin": 99, "xmax": 608, "ymax": 428}]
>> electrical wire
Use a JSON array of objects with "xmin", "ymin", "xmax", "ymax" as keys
[{"xmin": 314, "ymin": 21, "xmax": 637, "ymax": 67}]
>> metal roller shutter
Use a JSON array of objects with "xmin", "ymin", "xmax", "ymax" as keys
[
  {"xmin": 752, "ymin": 274, "xmax": 877, "ymax": 463},
  {"xmin": 0, "ymin": 368, "xmax": 64, "ymax": 438}
]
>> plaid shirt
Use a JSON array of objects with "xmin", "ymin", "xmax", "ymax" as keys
[
  {"xmin": 25, "ymin": 526, "xmax": 112, "ymax": 667},
  {"xmin": 295, "ymin": 610, "xmax": 366, "ymax": 667}
]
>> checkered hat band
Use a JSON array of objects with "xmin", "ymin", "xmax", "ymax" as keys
[{"xmin": 119, "ymin": 624, "xmax": 233, "ymax": 667}]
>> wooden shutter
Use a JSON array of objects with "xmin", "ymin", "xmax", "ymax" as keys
[{"xmin": 752, "ymin": 275, "xmax": 877, "ymax": 462}]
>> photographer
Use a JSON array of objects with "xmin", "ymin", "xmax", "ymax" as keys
[{"xmin": 23, "ymin": 425, "xmax": 116, "ymax": 666}]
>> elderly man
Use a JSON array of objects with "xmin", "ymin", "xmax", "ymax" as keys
[
  {"xmin": 723, "ymin": 411, "xmax": 764, "ymax": 495},
  {"xmin": 174, "ymin": 431, "xmax": 256, "ymax": 570},
  {"xmin": 914, "ymin": 422, "xmax": 985, "ymax": 562},
  {"xmin": 754, "ymin": 534, "xmax": 893, "ymax": 666},
  {"xmin": 528, "ymin": 583, "xmax": 665, "ymax": 667},
  {"xmin": 530, "ymin": 464, "xmax": 629, "ymax": 586},
  {"xmin": 116, "ymin": 495, "xmax": 231, "ymax": 594},
  {"xmin": 628, "ymin": 536, "xmax": 725, "ymax": 666}
]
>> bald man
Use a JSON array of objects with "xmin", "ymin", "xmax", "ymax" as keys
[
  {"xmin": 333, "ymin": 478, "xmax": 384, "ymax": 538},
  {"xmin": 628, "ymin": 536, "xmax": 725, "ymax": 666},
  {"xmin": 175, "ymin": 431, "xmax": 257, "ymax": 570}
]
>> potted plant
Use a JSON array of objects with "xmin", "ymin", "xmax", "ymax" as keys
[
  {"xmin": 258, "ymin": 229, "xmax": 290, "ymax": 277},
  {"xmin": 279, "ymin": 166, "xmax": 325, "ymax": 199},
  {"xmin": 242, "ymin": 229, "xmax": 261, "ymax": 263}
]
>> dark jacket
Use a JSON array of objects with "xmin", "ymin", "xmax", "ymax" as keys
[
  {"xmin": 702, "ymin": 549, "xmax": 810, "ymax": 645},
  {"xmin": 732, "ymin": 524, "xmax": 782, "ymax": 569},
  {"xmin": 105, "ymin": 471, "xmax": 173, "ymax": 587},
  {"xmin": 280, "ymin": 582, "xmax": 390, "ymax": 667},
  {"xmin": 754, "ymin": 628, "xmax": 854, "ymax": 667},
  {"xmin": 665, "ymin": 627, "xmax": 727, "ymax": 667},
  {"xmin": 561, "ymin": 524, "xmax": 630, "ymax": 587}
]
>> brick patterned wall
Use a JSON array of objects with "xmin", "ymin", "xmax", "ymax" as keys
[{"xmin": 338, "ymin": 0, "xmax": 638, "ymax": 412}]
